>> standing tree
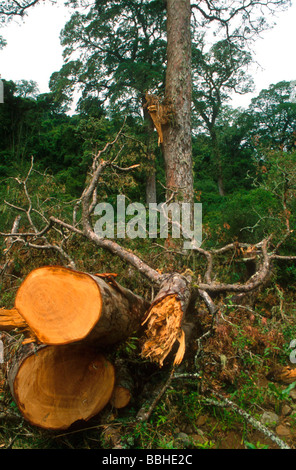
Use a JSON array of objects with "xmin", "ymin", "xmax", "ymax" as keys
[
  {"xmin": 49, "ymin": 0, "xmax": 167, "ymax": 204},
  {"xmin": 247, "ymin": 80, "xmax": 296, "ymax": 151},
  {"xmin": 161, "ymin": 0, "xmax": 194, "ymax": 204},
  {"xmin": 192, "ymin": 40, "xmax": 254, "ymax": 196}
]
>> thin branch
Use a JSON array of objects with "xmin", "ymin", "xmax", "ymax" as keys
[
  {"xmin": 204, "ymin": 392, "xmax": 291, "ymax": 450},
  {"xmin": 171, "ymin": 372, "xmax": 291, "ymax": 449},
  {"xmin": 136, "ymin": 366, "xmax": 175, "ymax": 422}
]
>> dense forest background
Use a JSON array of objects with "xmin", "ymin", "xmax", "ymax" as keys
[
  {"xmin": 1, "ymin": 77, "xmax": 296, "ymax": 252},
  {"xmin": 1, "ymin": 0, "xmax": 296, "ymax": 451}
]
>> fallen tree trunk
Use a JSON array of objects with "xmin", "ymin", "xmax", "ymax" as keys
[
  {"xmin": 8, "ymin": 342, "xmax": 115, "ymax": 430},
  {"xmin": 12, "ymin": 265, "xmax": 149, "ymax": 346}
]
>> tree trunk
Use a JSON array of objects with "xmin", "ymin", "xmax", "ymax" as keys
[
  {"xmin": 13, "ymin": 266, "xmax": 149, "ymax": 346},
  {"xmin": 210, "ymin": 127, "xmax": 225, "ymax": 196},
  {"xmin": 8, "ymin": 342, "xmax": 115, "ymax": 430},
  {"xmin": 141, "ymin": 272, "xmax": 192, "ymax": 367},
  {"xmin": 145, "ymin": 162, "xmax": 157, "ymax": 205},
  {"xmin": 143, "ymin": 103, "xmax": 157, "ymax": 205},
  {"xmin": 162, "ymin": 0, "xmax": 194, "ymax": 204}
]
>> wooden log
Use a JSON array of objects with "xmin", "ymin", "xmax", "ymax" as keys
[
  {"xmin": 8, "ymin": 343, "xmax": 115, "ymax": 430},
  {"xmin": 110, "ymin": 386, "xmax": 131, "ymax": 409},
  {"xmin": 13, "ymin": 266, "xmax": 149, "ymax": 346},
  {"xmin": 141, "ymin": 272, "xmax": 191, "ymax": 367},
  {"xmin": 109, "ymin": 359, "xmax": 134, "ymax": 409}
]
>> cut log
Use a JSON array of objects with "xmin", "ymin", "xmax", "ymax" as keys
[
  {"xmin": 110, "ymin": 386, "xmax": 132, "ymax": 409},
  {"xmin": 109, "ymin": 359, "xmax": 133, "ymax": 409},
  {"xmin": 8, "ymin": 343, "xmax": 115, "ymax": 430},
  {"xmin": 14, "ymin": 266, "xmax": 149, "ymax": 346}
]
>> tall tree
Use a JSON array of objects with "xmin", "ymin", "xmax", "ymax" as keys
[
  {"xmin": 47, "ymin": 0, "xmax": 291, "ymax": 205},
  {"xmin": 192, "ymin": 40, "xmax": 254, "ymax": 195},
  {"xmin": 247, "ymin": 81, "xmax": 296, "ymax": 151},
  {"xmin": 49, "ymin": 0, "xmax": 167, "ymax": 204}
]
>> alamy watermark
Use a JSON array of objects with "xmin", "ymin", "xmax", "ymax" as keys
[
  {"xmin": 0, "ymin": 340, "xmax": 3, "ymax": 364},
  {"xmin": 93, "ymin": 196, "xmax": 202, "ymax": 250},
  {"xmin": 289, "ymin": 340, "xmax": 296, "ymax": 364}
]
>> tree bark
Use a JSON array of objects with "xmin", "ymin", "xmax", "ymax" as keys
[
  {"xmin": 8, "ymin": 342, "xmax": 115, "ymax": 430},
  {"xmin": 143, "ymin": 103, "xmax": 157, "ymax": 205},
  {"xmin": 162, "ymin": 0, "xmax": 194, "ymax": 204},
  {"xmin": 13, "ymin": 266, "xmax": 150, "ymax": 346}
]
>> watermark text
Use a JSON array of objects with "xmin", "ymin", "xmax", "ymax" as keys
[{"xmin": 94, "ymin": 196, "xmax": 202, "ymax": 250}]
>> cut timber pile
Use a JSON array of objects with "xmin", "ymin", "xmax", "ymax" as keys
[
  {"xmin": 0, "ymin": 266, "xmax": 149, "ymax": 430},
  {"xmin": 0, "ymin": 266, "xmax": 190, "ymax": 430}
]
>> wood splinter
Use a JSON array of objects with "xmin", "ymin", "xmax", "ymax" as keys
[{"xmin": 141, "ymin": 294, "xmax": 186, "ymax": 367}]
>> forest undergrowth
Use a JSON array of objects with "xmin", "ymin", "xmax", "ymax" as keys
[{"xmin": 1, "ymin": 241, "xmax": 296, "ymax": 450}]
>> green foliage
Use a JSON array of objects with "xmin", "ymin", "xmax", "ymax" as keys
[
  {"xmin": 248, "ymin": 81, "xmax": 296, "ymax": 151},
  {"xmin": 1, "ymin": 0, "xmax": 296, "ymax": 451},
  {"xmin": 50, "ymin": 0, "xmax": 167, "ymax": 114}
]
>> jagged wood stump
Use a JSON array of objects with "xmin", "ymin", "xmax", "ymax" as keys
[{"xmin": 8, "ymin": 343, "xmax": 115, "ymax": 430}]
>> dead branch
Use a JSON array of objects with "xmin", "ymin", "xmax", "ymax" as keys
[
  {"xmin": 203, "ymin": 393, "xmax": 291, "ymax": 450},
  {"xmin": 136, "ymin": 366, "xmax": 175, "ymax": 422},
  {"xmin": 169, "ymin": 371, "xmax": 291, "ymax": 449},
  {"xmin": 1, "ymin": 159, "xmax": 77, "ymax": 269}
]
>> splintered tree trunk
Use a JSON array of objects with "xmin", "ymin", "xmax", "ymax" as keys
[
  {"xmin": 8, "ymin": 343, "xmax": 115, "ymax": 430},
  {"xmin": 141, "ymin": 272, "xmax": 192, "ymax": 367},
  {"xmin": 13, "ymin": 266, "xmax": 149, "ymax": 346}
]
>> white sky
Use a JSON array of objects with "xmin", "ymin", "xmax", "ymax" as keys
[{"xmin": 0, "ymin": 1, "xmax": 296, "ymax": 109}]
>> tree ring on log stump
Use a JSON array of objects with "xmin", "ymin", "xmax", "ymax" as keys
[
  {"xmin": 11, "ymin": 344, "xmax": 115, "ymax": 430},
  {"xmin": 15, "ymin": 266, "xmax": 103, "ymax": 345}
]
